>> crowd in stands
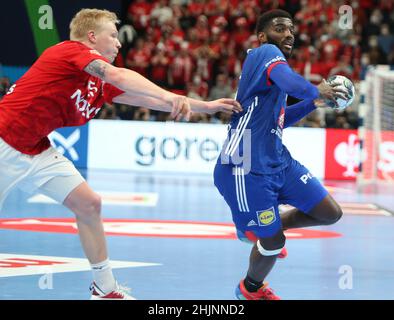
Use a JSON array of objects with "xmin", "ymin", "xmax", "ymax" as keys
[
  {"xmin": 0, "ymin": 77, "xmax": 11, "ymax": 99},
  {"xmin": 1, "ymin": 0, "xmax": 394, "ymax": 129}
]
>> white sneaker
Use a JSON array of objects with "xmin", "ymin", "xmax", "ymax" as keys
[{"xmin": 90, "ymin": 282, "xmax": 136, "ymax": 300}]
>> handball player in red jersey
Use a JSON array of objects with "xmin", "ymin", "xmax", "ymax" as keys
[{"xmin": 0, "ymin": 9, "xmax": 242, "ymax": 299}]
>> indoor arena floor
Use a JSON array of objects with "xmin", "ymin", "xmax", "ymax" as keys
[{"xmin": 0, "ymin": 169, "xmax": 393, "ymax": 300}]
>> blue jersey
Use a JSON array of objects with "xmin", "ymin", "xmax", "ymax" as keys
[{"xmin": 220, "ymin": 44, "xmax": 292, "ymax": 174}]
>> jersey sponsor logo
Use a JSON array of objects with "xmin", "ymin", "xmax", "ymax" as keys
[
  {"xmin": 264, "ymin": 55, "xmax": 286, "ymax": 68},
  {"xmin": 70, "ymin": 81, "xmax": 100, "ymax": 119},
  {"xmin": 6, "ymin": 84, "xmax": 16, "ymax": 95},
  {"xmin": 278, "ymin": 106, "xmax": 285, "ymax": 129},
  {"xmin": 0, "ymin": 218, "xmax": 342, "ymax": 239},
  {"xmin": 256, "ymin": 208, "xmax": 276, "ymax": 226},
  {"xmin": 300, "ymin": 172, "xmax": 314, "ymax": 184},
  {"xmin": 270, "ymin": 106, "xmax": 285, "ymax": 140}
]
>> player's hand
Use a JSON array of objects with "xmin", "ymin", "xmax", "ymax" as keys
[
  {"xmin": 313, "ymin": 99, "xmax": 343, "ymax": 113},
  {"xmin": 206, "ymin": 98, "xmax": 243, "ymax": 115},
  {"xmin": 317, "ymin": 79, "xmax": 349, "ymax": 105},
  {"xmin": 170, "ymin": 95, "xmax": 191, "ymax": 121}
]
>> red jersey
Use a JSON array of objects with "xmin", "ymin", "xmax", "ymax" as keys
[{"xmin": 0, "ymin": 41, "xmax": 123, "ymax": 155}]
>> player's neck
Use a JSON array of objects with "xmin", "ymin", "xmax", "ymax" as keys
[{"xmin": 78, "ymin": 40, "xmax": 95, "ymax": 50}]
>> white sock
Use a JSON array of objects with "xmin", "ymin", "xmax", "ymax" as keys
[{"xmin": 91, "ymin": 258, "xmax": 116, "ymax": 294}]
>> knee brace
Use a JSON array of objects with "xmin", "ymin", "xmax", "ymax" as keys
[{"xmin": 256, "ymin": 232, "xmax": 286, "ymax": 256}]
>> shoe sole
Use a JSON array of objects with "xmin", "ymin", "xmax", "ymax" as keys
[
  {"xmin": 90, "ymin": 295, "xmax": 136, "ymax": 300},
  {"xmin": 235, "ymin": 285, "xmax": 247, "ymax": 300}
]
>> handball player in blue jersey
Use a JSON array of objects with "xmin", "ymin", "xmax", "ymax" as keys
[{"xmin": 214, "ymin": 9, "xmax": 350, "ymax": 300}]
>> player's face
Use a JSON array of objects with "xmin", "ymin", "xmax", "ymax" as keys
[
  {"xmin": 94, "ymin": 21, "xmax": 121, "ymax": 63},
  {"xmin": 262, "ymin": 17, "xmax": 295, "ymax": 58}
]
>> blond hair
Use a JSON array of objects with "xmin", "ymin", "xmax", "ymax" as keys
[{"xmin": 69, "ymin": 8, "xmax": 120, "ymax": 40}]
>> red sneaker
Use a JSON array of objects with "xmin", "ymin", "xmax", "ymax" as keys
[
  {"xmin": 90, "ymin": 282, "xmax": 136, "ymax": 300},
  {"xmin": 235, "ymin": 280, "xmax": 280, "ymax": 300}
]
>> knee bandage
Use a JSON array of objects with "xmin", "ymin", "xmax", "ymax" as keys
[{"xmin": 257, "ymin": 240, "xmax": 284, "ymax": 256}]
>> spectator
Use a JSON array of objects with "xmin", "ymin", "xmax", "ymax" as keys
[
  {"xmin": 150, "ymin": 43, "xmax": 170, "ymax": 87},
  {"xmin": 367, "ymin": 35, "xmax": 387, "ymax": 65},
  {"xmin": 190, "ymin": 74, "xmax": 209, "ymax": 100},
  {"xmin": 378, "ymin": 24, "xmax": 394, "ymax": 56},
  {"xmin": 126, "ymin": 38, "xmax": 151, "ymax": 77},
  {"xmin": 109, "ymin": 0, "xmax": 391, "ymax": 128},
  {"xmin": 209, "ymin": 74, "xmax": 233, "ymax": 101},
  {"xmin": 195, "ymin": 43, "xmax": 216, "ymax": 84},
  {"xmin": 127, "ymin": 0, "xmax": 153, "ymax": 30},
  {"xmin": 117, "ymin": 104, "xmax": 134, "ymax": 121},
  {"xmin": 187, "ymin": 0, "xmax": 205, "ymax": 18},
  {"xmin": 133, "ymin": 107, "xmax": 153, "ymax": 121},
  {"xmin": 302, "ymin": 110, "xmax": 322, "ymax": 128},
  {"xmin": 187, "ymin": 82, "xmax": 204, "ymax": 101},
  {"xmin": 0, "ymin": 77, "xmax": 11, "ymax": 98},
  {"xmin": 98, "ymin": 103, "xmax": 118, "ymax": 120},
  {"xmin": 191, "ymin": 15, "xmax": 211, "ymax": 44},
  {"xmin": 168, "ymin": 41, "xmax": 193, "ymax": 94},
  {"xmin": 150, "ymin": 0, "xmax": 173, "ymax": 25},
  {"xmin": 332, "ymin": 113, "xmax": 351, "ymax": 129},
  {"xmin": 328, "ymin": 55, "xmax": 353, "ymax": 79},
  {"xmin": 189, "ymin": 112, "xmax": 210, "ymax": 123},
  {"xmin": 233, "ymin": 17, "xmax": 252, "ymax": 53},
  {"xmin": 303, "ymin": 49, "xmax": 325, "ymax": 84}
]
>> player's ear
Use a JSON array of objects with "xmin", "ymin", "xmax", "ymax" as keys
[
  {"xmin": 87, "ymin": 30, "xmax": 97, "ymax": 44},
  {"xmin": 257, "ymin": 31, "xmax": 267, "ymax": 43}
]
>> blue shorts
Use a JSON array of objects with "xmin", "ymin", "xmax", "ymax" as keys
[{"xmin": 213, "ymin": 158, "xmax": 328, "ymax": 240}]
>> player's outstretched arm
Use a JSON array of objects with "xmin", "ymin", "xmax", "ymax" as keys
[
  {"xmin": 84, "ymin": 59, "xmax": 190, "ymax": 120},
  {"xmin": 269, "ymin": 63, "xmax": 349, "ymax": 103},
  {"xmin": 85, "ymin": 59, "xmax": 175, "ymax": 102},
  {"xmin": 85, "ymin": 59, "xmax": 241, "ymax": 120},
  {"xmin": 187, "ymin": 97, "xmax": 242, "ymax": 115},
  {"xmin": 113, "ymin": 95, "xmax": 242, "ymax": 115}
]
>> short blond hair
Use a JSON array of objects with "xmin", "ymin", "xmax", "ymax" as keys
[{"xmin": 70, "ymin": 8, "xmax": 120, "ymax": 40}]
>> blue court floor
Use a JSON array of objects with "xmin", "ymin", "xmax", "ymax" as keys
[{"xmin": 0, "ymin": 169, "xmax": 393, "ymax": 300}]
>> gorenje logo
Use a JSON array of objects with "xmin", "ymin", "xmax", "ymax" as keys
[
  {"xmin": 87, "ymin": 121, "xmax": 227, "ymax": 173},
  {"xmin": 49, "ymin": 129, "xmax": 80, "ymax": 161},
  {"xmin": 135, "ymin": 135, "xmax": 220, "ymax": 166}
]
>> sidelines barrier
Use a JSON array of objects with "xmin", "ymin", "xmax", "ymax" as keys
[{"xmin": 48, "ymin": 120, "xmax": 393, "ymax": 180}]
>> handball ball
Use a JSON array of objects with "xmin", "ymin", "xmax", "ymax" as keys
[{"xmin": 325, "ymin": 75, "xmax": 355, "ymax": 111}]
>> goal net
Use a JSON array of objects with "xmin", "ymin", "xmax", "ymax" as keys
[{"xmin": 357, "ymin": 67, "xmax": 394, "ymax": 189}]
